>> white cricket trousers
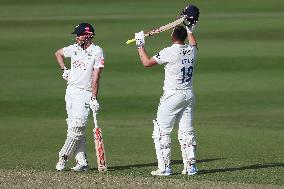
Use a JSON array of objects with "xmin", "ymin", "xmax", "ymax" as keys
[
  {"xmin": 65, "ymin": 85, "xmax": 91, "ymax": 121},
  {"xmin": 156, "ymin": 89, "xmax": 195, "ymax": 133}
]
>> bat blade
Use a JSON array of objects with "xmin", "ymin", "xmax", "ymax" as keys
[
  {"xmin": 93, "ymin": 127, "xmax": 107, "ymax": 172},
  {"xmin": 93, "ymin": 112, "xmax": 107, "ymax": 172},
  {"xmin": 126, "ymin": 16, "xmax": 185, "ymax": 45}
]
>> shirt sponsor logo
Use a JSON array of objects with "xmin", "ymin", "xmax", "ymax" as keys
[
  {"xmin": 182, "ymin": 49, "xmax": 191, "ymax": 56},
  {"xmin": 72, "ymin": 60, "xmax": 87, "ymax": 70}
]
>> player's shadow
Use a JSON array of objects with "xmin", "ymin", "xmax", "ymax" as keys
[
  {"xmin": 198, "ymin": 162, "xmax": 284, "ymax": 175},
  {"xmin": 106, "ymin": 158, "xmax": 222, "ymax": 171}
]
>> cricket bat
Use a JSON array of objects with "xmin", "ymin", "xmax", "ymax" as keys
[
  {"xmin": 126, "ymin": 16, "xmax": 185, "ymax": 45},
  {"xmin": 93, "ymin": 111, "xmax": 107, "ymax": 172}
]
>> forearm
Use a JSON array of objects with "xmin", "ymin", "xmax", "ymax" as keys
[
  {"xmin": 90, "ymin": 71, "xmax": 101, "ymax": 112},
  {"xmin": 188, "ymin": 33, "xmax": 197, "ymax": 46},
  {"xmin": 55, "ymin": 50, "xmax": 66, "ymax": 70},
  {"xmin": 92, "ymin": 80, "xmax": 99, "ymax": 97},
  {"xmin": 137, "ymin": 47, "xmax": 154, "ymax": 67},
  {"xmin": 137, "ymin": 47, "xmax": 158, "ymax": 67},
  {"xmin": 91, "ymin": 68, "xmax": 102, "ymax": 97}
]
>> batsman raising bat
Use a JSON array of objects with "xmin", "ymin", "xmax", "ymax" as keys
[
  {"xmin": 133, "ymin": 5, "xmax": 200, "ymax": 176},
  {"xmin": 54, "ymin": 23, "xmax": 105, "ymax": 172},
  {"xmin": 126, "ymin": 5, "xmax": 199, "ymax": 45}
]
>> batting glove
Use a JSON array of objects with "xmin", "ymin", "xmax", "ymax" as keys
[
  {"xmin": 62, "ymin": 67, "xmax": 70, "ymax": 81},
  {"xmin": 135, "ymin": 31, "xmax": 145, "ymax": 48},
  {"xmin": 90, "ymin": 96, "xmax": 100, "ymax": 112},
  {"xmin": 185, "ymin": 24, "xmax": 197, "ymax": 33}
]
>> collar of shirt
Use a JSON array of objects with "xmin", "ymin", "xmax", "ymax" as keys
[
  {"xmin": 172, "ymin": 43, "xmax": 188, "ymax": 48},
  {"xmin": 75, "ymin": 43, "xmax": 95, "ymax": 53}
]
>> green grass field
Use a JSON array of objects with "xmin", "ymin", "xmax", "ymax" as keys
[{"xmin": 0, "ymin": 0, "xmax": 283, "ymax": 188}]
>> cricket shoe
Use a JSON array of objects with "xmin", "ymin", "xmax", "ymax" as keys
[
  {"xmin": 56, "ymin": 156, "xmax": 67, "ymax": 171},
  {"xmin": 182, "ymin": 164, "xmax": 198, "ymax": 175},
  {"xmin": 71, "ymin": 163, "xmax": 89, "ymax": 172},
  {"xmin": 151, "ymin": 165, "xmax": 173, "ymax": 176}
]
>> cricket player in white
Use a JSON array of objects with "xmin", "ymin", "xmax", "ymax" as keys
[
  {"xmin": 54, "ymin": 23, "xmax": 104, "ymax": 171},
  {"xmin": 135, "ymin": 25, "xmax": 198, "ymax": 176}
]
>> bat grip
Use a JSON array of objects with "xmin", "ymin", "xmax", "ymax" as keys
[{"xmin": 126, "ymin": 38, "xmax": 135, "ymax": 45}]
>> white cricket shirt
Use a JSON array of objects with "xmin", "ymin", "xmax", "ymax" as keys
[
  {"xmin": 63, "ymin": 43, "xmax": 104, "ymax": 91},
  {"xmin": 153, "ymin": 44, "xmax": 197, "ymax": 91}
]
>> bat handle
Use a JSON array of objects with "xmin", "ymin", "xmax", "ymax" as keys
[
  {"xmin": 93, "ymin": 111, "xmax": 99, "ymax": 128},
  {"xmin": 126, "ymin": 38, "xmax": 135, "ymax": 45}
]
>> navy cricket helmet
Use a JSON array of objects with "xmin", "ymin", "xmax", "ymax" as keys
[
  {"xmin": 181, "ymin": 5, "xmax": 200, "ymax": 25},
  {"xmin": 72, "ymin": 23, "xmax": 95, "ymax": 37}
]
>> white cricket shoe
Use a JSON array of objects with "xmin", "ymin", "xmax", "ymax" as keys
[
  {"xmin": 56, "ymin": 157, "xmax": 67, "ymax": 171},
  {"xmin": 71, "ymin": 163, "xmax": 89, "ymax": 172},
  {"xmin": 151, "ymin": 165, "xmax": 172, "ymax": 176},
  {"xmin": 182, "ymin": 164, "xmax": 198, "ymax": 175}
]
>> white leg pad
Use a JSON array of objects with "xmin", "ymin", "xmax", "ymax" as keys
[
  {"xmin": 59, "ymin": 118, "xmax": 87, "ymax": 159},
  {"xmin": 59, "ymin": 136, "xmax": 78, "ymax": 159},
  {"xmin": 66, "ymin": 118, "xmax": 86, "ymax": 140},
  {"xmin": 152, "ymin": 120, "xmax": 171, "ymax": 171},
  {"xmin": 178, "ymin": 130, "xmax": 196, "ymax": 166},
  {"xmin": 74, "ymin": 137, "xmax": 88, "ymax": 165}
]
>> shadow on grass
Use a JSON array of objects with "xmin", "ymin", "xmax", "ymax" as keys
[
  {"xmin": 101, "ymin": 158, "xmax": 222, "ymax": 171},
  {"xmin": 198, "ymin": 162, "xmax": 284, "ymax": 175}
]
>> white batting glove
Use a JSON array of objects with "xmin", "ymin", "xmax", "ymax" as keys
[
  {"xmin": 90, "ymin": 96, "xmax": 100, "ymax": 112},
  {"xmin": 62, "ymin": 67, "xmax": 70, "ymax": 81},
  {"xmin": 135, "ymin": 31, "xmax": 145, "ymax": 48},
  {"xmin": 186, "ymin": 24, "xmax": 197, "ymax": 34}
]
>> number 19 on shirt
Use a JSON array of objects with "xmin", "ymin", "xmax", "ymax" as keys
[{"xmin": 181, "ymin": 66, "xmax": 193, "ymax": 84}]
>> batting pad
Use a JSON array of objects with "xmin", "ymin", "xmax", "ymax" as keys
[
  {"xmin": 152, "ymin": 120, "xmax": 171, "ymax": 170},
  {"xmin": 59, "ymin": 137, "xmax": 78, "ymax": 158},
  {"xmin": 178, "ymin": 130, "xmax": 196, "ymax": 165}
]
